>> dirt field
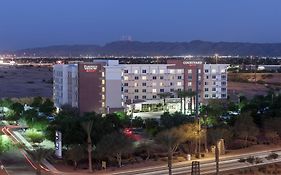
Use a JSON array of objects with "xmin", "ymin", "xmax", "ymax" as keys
[
  {"xmin": 228, "ymin": 73, "xmax": 281, "ymax": 99},
  {"xmin": 0, "ymin": 65, "xmax": 53, "ymax": 98}
]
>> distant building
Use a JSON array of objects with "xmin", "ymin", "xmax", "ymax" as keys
[{"xmin": 53, "ymin": 60, "xmax": 228, "ymax": 114}]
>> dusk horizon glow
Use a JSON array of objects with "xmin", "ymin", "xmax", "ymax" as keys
[{"xmin": 1, "ymin": 0, "xmax": 281, "ymax": 50}]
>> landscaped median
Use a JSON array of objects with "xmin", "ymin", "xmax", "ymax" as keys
[{"xmin": 2, "ymin": 126, "xmax": 56, "ymax": 175}]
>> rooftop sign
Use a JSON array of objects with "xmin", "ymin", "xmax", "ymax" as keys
[
  {"xmin": 183, "ymin": 61, "xmax": 203, "ymax": 65},
  {"xmin": 83, "ymin": 65, "xmax": 98, "ymax": 72}
]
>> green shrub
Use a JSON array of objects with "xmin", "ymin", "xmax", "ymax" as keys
[
  {"xmin": 266, "ymin": 153, "xmax": 279, "ymax": 160},
  {"xmin": 25, "ymin": 129, "xmax": 45, "ymax": 144}
]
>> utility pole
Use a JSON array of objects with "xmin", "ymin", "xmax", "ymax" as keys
[
  {"xmin": 215, "ymin": 142, "xmax": 219, "ymax": 175},
  {"xmin": 196, "ymin": 66, "xmax": 201, "ymax": 158}
]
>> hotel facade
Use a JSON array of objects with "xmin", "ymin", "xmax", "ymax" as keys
[{"xmin": 53, "ymin": 60, "xmax": 228, "ymax": 114}]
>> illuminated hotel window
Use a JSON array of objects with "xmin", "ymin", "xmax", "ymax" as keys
[
  {"xmin": 152, "ymin": 69, "xmax": 156, "ymax": 74},
  {"xmin": 177, "ymin": 69, "xmax": 183, "ymax": 74},
  {"xmin": 102, "ymin": 102, "xmax": 105, "ymax": 107},
  {"xmin": 124, "ymin": 76, "xmax": 129, "ymax": 80},
  {"xmin": 188, "ymin": 82, "xmax": 192, "ymax": 86},
  {"xmin": 102, "ymin": 95, "xmax": 105, "ymax": 100},
  {"xmin": 142, "ymin": 76, "xmax": 147, "ymax": 80},
  {"xmin": 102, "ymin": 72, "xmax": 105, "ymax": 77},
  {"xmin": 159, "ymin": 69, "xmax": 165, "ymax": 74},
  {"xmin": 169, "ymin": 69, "xmax": 175, "ymax": 74},
  {"xmin": 177, "ymin": 82, "xmax": 182, "ymax": 86},
  {"xmin": 152, "ymin": 89, "xmax": 157, "ymax": 93},
  {"xmin": 160, "ymin": 82, "xmax": 164, "ymax": 86},
  {"xmin": 102, "ymin": 79, "xmax": 105, "ymax": 85},
  {"xmin": 198, "ymin": 69, "xmax": 201, "ymax": 74},
  {"xmin": 152, "ymin": 82, "xmax": 156, "ymax": 86},
  {"xmin": 134, "ymin": 82, "xmax": 138, "ymax": 87},
  {"xmin": 188, "ymin": 69, "xmax": 192, "ymax": 74},
  {"xmin": 212, "ymin": 69, "xmax": 216, "ymax": 73},
  {"xmin": 221, "ymin": 69, "xmax": 226, "ymax": 73},
  {"xmin": 102, "ymin": 87, "xmax": 105, "ymax": 92},
  {"xmin": 134, "ymin": 69, "xmax": 139, "ymax": 74}
]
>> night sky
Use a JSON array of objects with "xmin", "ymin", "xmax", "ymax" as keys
[{"xmin": 1, "ymin": 0, "xmax": 281, "ymax": 50}]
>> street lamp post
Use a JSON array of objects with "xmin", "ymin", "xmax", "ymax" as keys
[{"xmin": 195, "ymin": 67, "xmax": 201, "ymax": 158}]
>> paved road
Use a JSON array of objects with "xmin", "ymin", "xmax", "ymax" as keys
[
  {"xmin": 1, "ymin": 150, "xmax": 36, "ymax": 175},
  {"xmin": 1, "ymin": 126, "xmax": 36, "ymax": 175},
  {"xmin": 113, "ymin": 149, "xmax": 281, "ymax": 175}
]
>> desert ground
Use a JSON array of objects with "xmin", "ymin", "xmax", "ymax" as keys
[{"xmin": 0, "ymin": 65, "xmax": 53, "ymax": 98}]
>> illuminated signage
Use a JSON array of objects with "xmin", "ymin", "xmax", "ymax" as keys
[
  {"xmin": 182, "ymin": 61, "xmax": 203, "ymax": 65},
  {"xmin": 55, "ymin": 131, "xmax": 62, "ymax": 158},
  {"xmin": 83, "ymin": 65, "xmax": 98, "ymax": 72}
]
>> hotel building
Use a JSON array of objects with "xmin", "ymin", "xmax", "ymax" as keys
[{"xmin": 53, "ymin": 60, "xmax": 228, "ymax": 114}]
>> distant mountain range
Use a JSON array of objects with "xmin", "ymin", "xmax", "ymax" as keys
[{"xmin": 5, "ymin": 40, "xmax": 281, "ymax": 57}]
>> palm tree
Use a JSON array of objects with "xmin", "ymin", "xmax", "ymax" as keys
[
  {"xmin": 26, "ymin": 148, "xmax": 51, "ymax": 175},
  {"xmin": 175, "ymin": 90, "xmax": 184, "ymax": 114},
  {"xmin": 157, "ymin": 92, "xmax": 171, "ymax": 112},
  {"xmin": 180, "ymin": 91, "xmax": 189, "ymax": 115},
  {"xmin": 81, "ymin": 118, "xmax": 94, "ymax": 173},
  {"xmin": 186, "ymin": 90, "xmax": 197, "ymax": 114}
]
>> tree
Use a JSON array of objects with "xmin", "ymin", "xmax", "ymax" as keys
[
  {"xmin": 6, "ymin": 102, "xmax": 24, "ymax": 121},
  {"xmin": 186, "ymin": 90, "xmax": 196, "ymax": 114},
  {"xmin": 156, "ymin": 124, "xmax": 196, "ymax": 175},
  {"xmin": 10, "ymin": 102, "xmax": 24, "ymax": 116},
  {"xmin": 45, "ymin": 106, "xmax": 84, "ymax": 146},
  {"xmin": 136, "ymin": 141, "xmax": 154, "ymax": 161},
  {"xmin": 175, "ymin": 90, "xmax": 184, "ymax": 114},
  {"xmin": 264, "ymin": 118, "xmax": 281, "ymax": 140},
  {"xmin": 66, "ymin": 145, "xmax": 85, "ymax": 170},
  {"xmin": 81, "ymin": 115, "xmax": 94, "ymax": 173},
  {"xmin": 0, "ymin": 134, "xmax": 13, "ymax": 155},
  {"xmin": 234, "ymin": 112, "xmax": 259, "ymax": 147},
  {"xmin": 132, "ymin": 116, "xmax": 144, "ymax": 128},
  {"xmin": 31, "ymin": 97, "xmax": 43, "ymax": 108},
  {"xmin": 157, "ymin": 92, "xmax": 171, "ymax": 112},
  {"xmin": 26, "ymin": 147, "xmax": 52, "ymax": 175},
  {"xmin": 39, "ymin": 98, "xmax": 55, "ymax": 115},
  {"xmin": 160, "ymin": 112, "xmax": 193, "ymax": 129},
  {"xmin": 95, "ymin": 132, "xmax": 134, "ymax": 167},
  {"xmin": 144, "ymin": 118, "xmax": 159, "ymax": 137}
]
